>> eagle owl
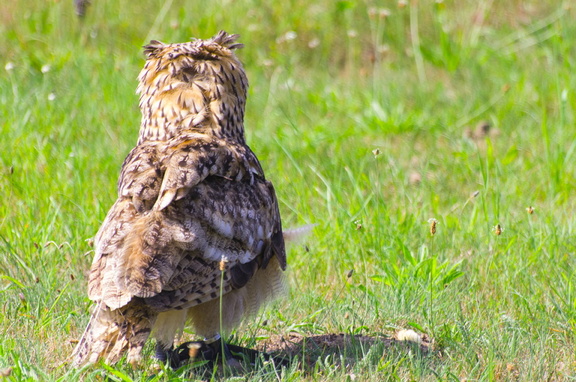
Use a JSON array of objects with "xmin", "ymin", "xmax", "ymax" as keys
[{"xmin": 72, "ymin": 31, "xmax": 287, "ymax": 367}]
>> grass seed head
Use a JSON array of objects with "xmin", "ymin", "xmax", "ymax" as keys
[
  {"xmin": 188, "ymin": 342, "xmax": 202, "ymax": 359},
  {"xmin": 493, "ymin": 224, "xmax": 503, "ymax": 236},
  {"xmin": 428, "ymin": 218, "xmax": 438, "ymax": 235},
  {"xmin": 219, "ymin": 256, "xmax": 229, "ymax": 271}
]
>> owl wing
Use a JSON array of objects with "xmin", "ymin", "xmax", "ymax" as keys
[
  {"xmin": 87, "ymin": 198, "xmax": 138, "ymax": 309},
  {"xmin": 117, "ymin": 133, "xmax": 262, "ymax": 211},
  {"xmin": 88, "ymin": 134, "xmax": 284, "ymax": 311},
  {"xmin": 144, "ymin": 174, "xmax": 285, "ymax": 311}
]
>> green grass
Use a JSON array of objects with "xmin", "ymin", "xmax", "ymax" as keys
[{"xmin": 1, "ymin": 0, "xmax": 576, "ymax": 380}]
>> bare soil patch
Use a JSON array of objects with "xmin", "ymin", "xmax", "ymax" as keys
[{"xmin": 256, "ymin": 332, "xmax": 432, "ymax": 368}]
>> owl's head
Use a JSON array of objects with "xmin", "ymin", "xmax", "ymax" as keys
[{"xmin": 136, "ymin": 31, "xmax": 248, "ymax": 144}]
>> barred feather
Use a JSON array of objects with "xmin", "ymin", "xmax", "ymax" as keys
[{"xmin": 71, "ymin": 302, "xmax": 157, "ymax": 366}]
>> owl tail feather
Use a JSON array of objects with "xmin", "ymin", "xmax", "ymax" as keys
[{"xmin": 71, "ymin": 301, "xmax": 157, "ymax": 367}]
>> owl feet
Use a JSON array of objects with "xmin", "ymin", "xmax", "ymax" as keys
[{"xmin": 155, "ymin": 337, "xmax": 287, "ymax": 371}]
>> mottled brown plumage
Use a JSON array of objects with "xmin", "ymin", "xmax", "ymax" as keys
[{"xmin": 72, "ymin": 31, "xmax": 286, "ymax": 367}]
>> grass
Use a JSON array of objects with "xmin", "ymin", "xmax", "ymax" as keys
[{"xmin": 1, "ymin": 0, "xmax": 575, "ymax": 380}]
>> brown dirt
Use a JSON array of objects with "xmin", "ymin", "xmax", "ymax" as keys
[{"xmin": 255, "ymin": 332, "xmax": 432, "ymax": 368}]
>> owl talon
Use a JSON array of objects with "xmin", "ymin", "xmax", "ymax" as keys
[
  {"xmin": 153, "ymin": 343, "xmax": 172, "ymax": 363},
  {"xmin": 162, "ymin": 338, "xmax": 288, "ymax": 370}
]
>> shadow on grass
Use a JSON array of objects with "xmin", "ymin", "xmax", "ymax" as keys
[
  {"xmin": 78, "ymin": 333, "xmax": 435, "ymax": 380},
  {"xmin": 256, "ymin": 332, "xmax": 433, "ymax": 370}
]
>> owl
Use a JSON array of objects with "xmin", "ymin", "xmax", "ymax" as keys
[{"xmin": 72, "ymin": 31, "xmax": 287, "ymax": 368}]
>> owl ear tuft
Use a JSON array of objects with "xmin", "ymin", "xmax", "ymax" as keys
[
  {"xmin": 143, "ymin": 40, "xmax": 166, "ymax": 58},
  {"xmin": 210, "ymin": 31, "xmax": 244, "ymax": 50}
]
